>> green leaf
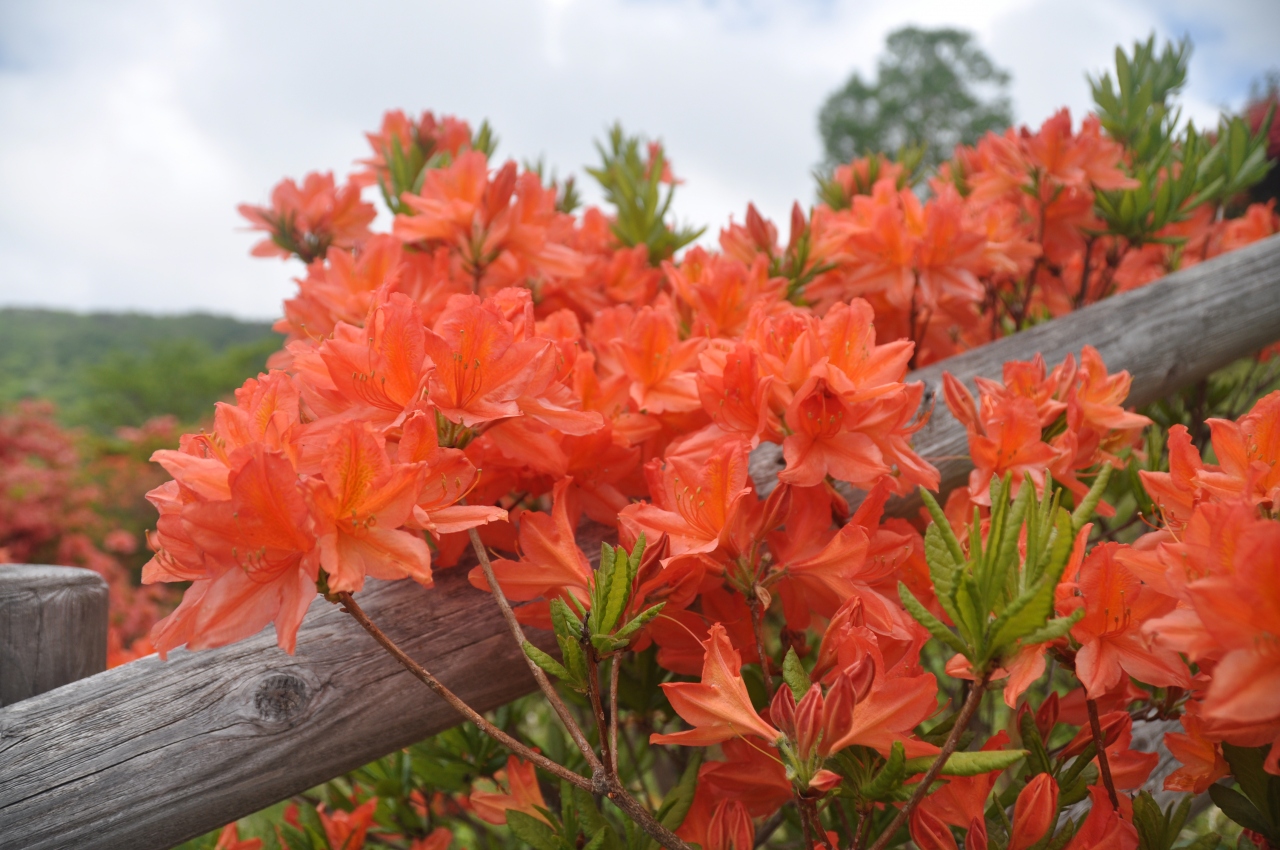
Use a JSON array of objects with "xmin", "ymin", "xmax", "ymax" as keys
[
  {"xmin": 924, "ymin": 521, "xmax": 962, "ymax": 624},
  {"xmin": 1020, "ymin": 610, "xmax": 1083, "ymax": 646},
  {"xmin": 598, "ymin": 545, "xmax": 633, "ymax": 636},
  {"xmin": 650, "ymin": 749, "xmax": 703, "ymax": 846},
  {"xmin": 783, "ymin": 647, "xmax": 813, "ymax": 700},
  {"xmin": 1018, "ymin": 709, "xmax": 1053, "ymax": 777},
  {"xmin": 1071, "ymin": 465, "xmax": 1112, "ymax": 532},
  {"xmin": 903, "ymin": 749, "xmax": 1026, "ymax": 777},
  {"xmin": 921, "ymin": 487, "xmax": 965, "ymax": 566},
  {"xmin": 862, "ymin": 741, "xmax": 907, "ymax": 801},
  {"xmin": 506, "ymin": 810, "xmax": 563, "ymax": 850},
  {"xmin": 899, "ymin": 583, "xmax": 969, "ymax": 656},
  {"xmin": 1210, "ymin": 785, "xmax": 1273, "ymax": 839},
  {"xmin": 524, "ymin": 641, "xmax": 571, "ymax": 681},
  {"xmin": 614, "ymin": 603, "xmax": 665, "ymax": 642}
]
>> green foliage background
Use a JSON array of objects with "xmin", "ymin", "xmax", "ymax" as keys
[{"xmin": 0, "ymin": 308, "xmax": 280, "ymax": 431}]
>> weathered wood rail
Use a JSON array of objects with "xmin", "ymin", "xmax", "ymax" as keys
[
  {"xmin": 0, "ymin": 565, "xmax": 107, "ymax": 707},
  {"xmin": 1, "ymin": 234, "xmax": 1278, "ymax": 849}
]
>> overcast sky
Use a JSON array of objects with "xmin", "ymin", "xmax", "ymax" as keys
[{"xmin": 0, "ymin": 0, "xmax": 1276, "ymax": 320}]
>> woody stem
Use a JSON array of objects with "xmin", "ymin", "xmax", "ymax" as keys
[
  {"xmin": 336, "ymin": 591, "xmax": 592, "ymax": 792},
  {"xmin": 468, "ymin": 528, "xmax": 604, "ymax": 773},
  {"xmin": 604, "ymin": 779, "xmax": 695, "ymax": 850},
  {"xmin": 587, "ymin": 652, "xmax": 612, "ymax": 774},
  {"xmin": 609, "ymin": 654, "xmax": 621, "ymax": 783},
  {"xmin": 1086, "ymin": 697, "xmax": 1120, "ymax": 808},
  {"xmin": 866, "ymin": 671, "xmax": 991, "ymax": 850},
  {"xmin": 748, "ymin": 594, "xmax": 775, "ymax": 701}
]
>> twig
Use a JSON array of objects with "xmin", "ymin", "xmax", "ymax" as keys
[
  {"xmin": 866, "ymin": 672, "xmax": 991, "ymax": 850},
  {"xmin": 1086, "ymin": 697, "xmax": 1120, "ymax": 808},
  {"xmin": 468, "ymin": 528, "xmax": 603, "ymax": 773},
  {"xmin": 336, "ymin": 591, "xmax": 592, "ymax": 791},
  {"xmin": 587, "ymin": 653, "xmax": 612, "ymax": 773},
  {"xmin": 605, "ymin": 780, "xmax": 696, "ymax": 850},
  {"xmin": 610, "ymin": 655, "xmax": 621, "ymax": 783},
  {"xmin": 755, "ymin": 810, "xmax": 786, "ymax": 847},
  {"xmin": 748, "ymin": 595, "xmax": 775, "ymax": 701}
]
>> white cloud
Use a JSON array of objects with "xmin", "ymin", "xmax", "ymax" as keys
[{"xmin": 0, "ymin": 0, "xmax": 1271, "ymax": 319}]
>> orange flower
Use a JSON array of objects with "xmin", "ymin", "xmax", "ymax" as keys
[
  {"xmin": 147, "ymin": 445, "xmax": 318, "ymax": 656},
  {"xmin": 317, "ymin": 799, "xmax": 378, "ymax": 850},
  {"xmin": 306, "ymin": 421, "xmax": 430, "ymax": 594},
  {"xmin": 1164, "ymin": 704, "xmax": 1229, "ymax": 794},
  {"xmin": 214, "ymin": 823, "xmax": 263, "ymax": 850},
  {"xmin": 467, "ymin": 476, "xmax": 592, "ymax": 618},
  {"xmin": 650, "ymin": 623, "xmax": 782, "ymax": 746},
  {"xmin": 423, "ymin": 294, "xmax": 544, "ymax": 427},
  {"xmin": 620, "ymin": 438, "xmax": 753, "ymax": 556},
  {"xmin": 1067, "ymin": 543, "xmax": 1189, "ymax": 699},
  {"xmin": 469, "ymin": 756, "xmax": 552, "ymax": 826},
  {"xmin": 239, "ymin": 172, "xmax": 375, "ymax": 262}
]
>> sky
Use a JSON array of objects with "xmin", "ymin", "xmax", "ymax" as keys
[{"xmin": 0, "ymin": 0, "xmax": 1276, "ymax": 320}]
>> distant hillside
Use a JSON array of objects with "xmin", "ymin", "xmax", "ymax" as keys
[{"xmin": 0, "ymin": 309, "xmax": 281, "ymax": 431}]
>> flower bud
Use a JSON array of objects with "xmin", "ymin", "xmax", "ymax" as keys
[
  {"xmin": 910, "ymin": 806, "xmax": 958, "ymax": 850},
  {"xmin": 845, "ymin": 654, "xmax": 877, "ymax": 702},
  {"xmin": 708, "ymin": 800, "xmax": 754, "ymax": 850},
  {"xmin": 769, "ymin": 683, "xmax": 797, "ymax": 740},
  {"xmin": 1009, "ymin": 774, "xmax": 1059, "ymax": 850},
  {"xmin": 794, "ymin": 685, "xmax": 825, "ymax": 760}
]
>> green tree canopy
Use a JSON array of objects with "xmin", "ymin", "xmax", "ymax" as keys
[{"xmin": 818, "ymin": 26, "xmax": 1014, "ymax": 171}]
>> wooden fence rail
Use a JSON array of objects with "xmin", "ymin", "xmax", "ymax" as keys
[{"xmin": 2, "ymin": 234, "xmax": 1278, "ymax": 849}]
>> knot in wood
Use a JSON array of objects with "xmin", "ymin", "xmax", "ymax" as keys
[{"xmin": 253, "ymin": 673, "xmax": 310, "ymax": 721}]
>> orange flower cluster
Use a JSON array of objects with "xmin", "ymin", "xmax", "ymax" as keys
[{"xmin": 155, "ymin": 100, "xmax": 1280, "ymax": 850}]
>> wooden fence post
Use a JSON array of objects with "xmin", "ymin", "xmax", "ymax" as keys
[{"xmin": 0, "ymin": 564, "xmax": 108, "ymax": 707}]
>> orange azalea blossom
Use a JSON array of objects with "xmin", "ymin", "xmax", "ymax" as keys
[
  {"xmin": 393, "ymin": 151, "xmax": 583, "ymax": 292},
  {"xmin": 468, "ymin": 476, "xmax": 591, "ymax": 625},
  {"xmin": 305, "ymin": 421, "xmax": 431, "ymax": 594},
  {"xmin": 469, "ymin": 755, "xmax": 552, "ymax": 826},
  {"xmin": 700, "ymin": 737, "xmax": 793, "ymax": 817},
  {"xmin": 239, "ymin": 171, "xmax": 376, "ymax": 263},
  {"xmin": 1163, "ymin": 703, "xmax": 1230, "ymax": 794},
  {"xmin": 1064, "ymin": 542, "xmax": 1189, "ymax": 699},
  {"xmin": 356, "ymin": 109, "xmax": 474, "ymax": 188},
  {"xmin": 1062, "ymin": 785, "xmax": 1138, "ymax": 850},
  {"xmin": 145, "ymin": 444, "xmax": 318, "ymax": 656},
  {"xmin": 317, "ymin": 799, "xmax": 378, "ymax": 850},
  {"xmin": 1143, "ymin": 506, "xmax": 1280, "ymax": 771},
  {"xmin": 620, "ymin": 437, "xmax": 753, "ymax": 557},
  {"xmin": 651, "ymin": 623, "xmax": 782, "ymax": 746}
]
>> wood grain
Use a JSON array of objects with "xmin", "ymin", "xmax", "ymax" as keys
[
  {"xmin": 3, "ymin": 234, "xmax": 1279, "ymax": 848},
  {"xmin": 0, "ymin": 566, "xmax": 558, "ymax": 849},
  {"xmin": 0, "ymin": 565, "xmax": 107, "ymax": 707}
]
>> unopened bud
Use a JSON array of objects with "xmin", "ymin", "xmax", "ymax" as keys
[{"xmin": 1009, "ymin": 774, "xmax": 1058, "ymax": 850}]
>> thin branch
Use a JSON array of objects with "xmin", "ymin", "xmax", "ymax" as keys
[
  {"xmin": 610, "ymin": 654, "xmax": 621, "ymax": 783},
  {"xmin": 467, "ymin": 528, "xmax": 603, "ymax": 773},
  {"xmin": 755, "ymin": 810, "xmax": 786, "ymax": 848},
  {"xmin": 1086, "ymin": 697, "xmax": 1120, "ymax": 808},
  {"xmin": 336, "ymin": 591, "xmax": 592, "ymax": 792},
  {"xmin": 866, "ymin": 672, "xmax": 991, "ymax": 850},
  {"xmin": 748, "ymin": 595, "xmax": 775, "ymax": 701},
  {"xmin": 605, "ymin": 780, "xmax": 696, "ymax": 850},
  {"xmin": 587, "ymin": 654, "xmax": 612, "ymax": 774}
]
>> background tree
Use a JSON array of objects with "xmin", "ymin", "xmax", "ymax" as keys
[{"xmin": 818, "ymin": 26, "xmax": 1013, "ymax": 171}]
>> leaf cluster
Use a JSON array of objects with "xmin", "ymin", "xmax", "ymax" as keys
[
  {"xmin": 900, "ymin": 469, "xmax": 1110, "ymax": 670},
  {"xmin": 524, "ymin": 536, "xmax": 665, "ymax": 690},
  {"xmin": 586, "ymin": 124, "xmax": 703, "ymax": 263}
]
